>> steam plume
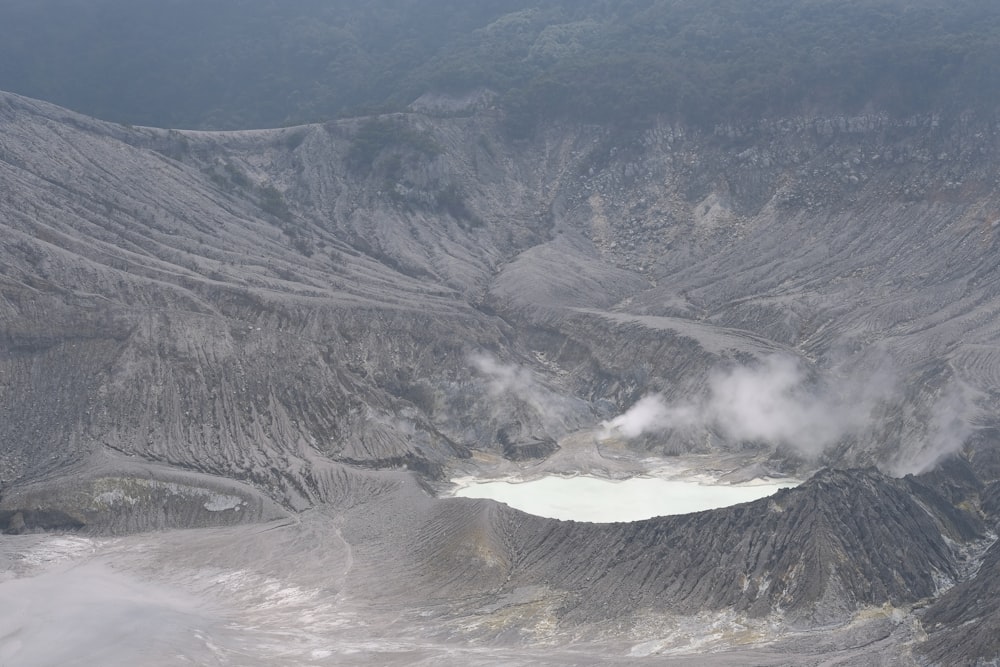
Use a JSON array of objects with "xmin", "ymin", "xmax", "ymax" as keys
[
  {"xmin": 601, "ymin": 353, "xmax": 895, "ymax": 458},
  {"xmin": 890, "ymin": 380, "xmax": 980, "ymax": 476},
  {"xmin": 469, "ymin": 352, "xmax": 584, "ymax": 433}
]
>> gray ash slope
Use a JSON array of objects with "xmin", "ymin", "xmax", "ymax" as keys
[{"xmin": 1, "ymin": 90, "xmax": 1000, "ymax": 663}]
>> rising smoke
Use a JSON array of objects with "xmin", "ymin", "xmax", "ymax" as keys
[
  {"xmin": 889, "ymin": 379, "xmax": 981, "ymax": 476},
  {"xmin": 601, "ymin": 353, "xmax": 897, "ymax": 459},
  {"xmin": 470, "ymin": 352, "xmax": 550, "ymax": 407},
  {"xmin": 475, "ymin": 350, "xmax": 978, "ymax": 472},
  {"xmin": 469, "ymin": 352, "xmax": 585, "ymax": 434}
]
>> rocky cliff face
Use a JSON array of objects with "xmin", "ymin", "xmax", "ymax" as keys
[
  {"xmin": 2, "ymin": 91, "xmax": 1000, "ymax": 663},
  {"xmin": 3, "ymin": 93, "xmax": 998, "ymax": 493}
]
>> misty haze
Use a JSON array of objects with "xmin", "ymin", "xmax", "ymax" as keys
[{"xmin": 1, "ymin": 1, "xmax": 999, "ymax": 665}]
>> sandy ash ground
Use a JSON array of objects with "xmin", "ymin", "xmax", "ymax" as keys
[
  {"xmin": 0, "ymin": 440, "xmax": 926, "ymax": 666},
  {"xmin": 0, "ymin": 523, "xmax": 922, "ymax": 666}
]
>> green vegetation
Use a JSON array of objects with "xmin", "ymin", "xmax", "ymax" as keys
[
  {"xmin": 258, "ymin": 184, "xmax": 291, "ymax": 222},
  {"xmin": 1, "ymin": 0, "xmax": 998, "ymax": 130},
  {"xmin": 433, "ymin": 184, "xmax": 481, "ymax": 228},
  {"xmin": 346, "ymin": 118, "xmax": 441, "ymax": 175},
  {"xmin": 257, "ymin": 184, "xmax": 316, "ymax": 256},
  {"xmin": 205, "ymin": 161, "xmax": 251, "ymax": 193}
]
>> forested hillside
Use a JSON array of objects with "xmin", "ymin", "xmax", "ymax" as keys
[{"xmin": 2, "ymin": 0, "xmax": 998, "ymax": 130}]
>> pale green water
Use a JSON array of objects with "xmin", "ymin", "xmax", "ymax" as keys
[{"xmin": 452, "ymin": 474, "xmax": 797, "ymax": 522}]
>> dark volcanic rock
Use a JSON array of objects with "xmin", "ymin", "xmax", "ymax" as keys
[
  {"xmin": 498, "ymin": 422, "xmax": 559, "ymax": 460},
  {"xmin": 983, "ymin": 482, "xmax": 1000, "ymax": 525},
  {"xmin": 0, "ymin": 460, "xmax": 288, "ymax": 535},
  {"xmin": 497, "ymin": 469, "xmax": 980, "ymax": 624},
  {"xmin": 2, "ymin": 511, "xmax": 26, "ymax": 535},
  {"xmin": 920, "ymin": 540, "xmax": 1000, "ymax": 666},
  {"xmin": 3, "ymin": 90, "xmax": 1000, "ymax": 505},
  {"xmin": 967, "ymin": 427, "xmax": 1000, "ymax": 483}
]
